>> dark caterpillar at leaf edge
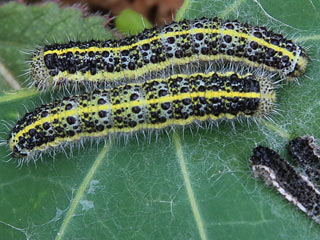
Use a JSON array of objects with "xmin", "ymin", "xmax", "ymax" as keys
[
  {"xmin": 289, "ymin": 136, "xmax": 320, "ymax": 184},
  {"xmin": 9, "ymin": 71, "xmax": 275, "ymax": 161},
  {"xmin": 250, "ymin": 146, "xmax": 320, "ymax": 224}
]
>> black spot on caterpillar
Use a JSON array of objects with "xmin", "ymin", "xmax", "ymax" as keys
[
  {"xmin": 9, "ymin": 71, "xmax": 275, "ymax": 160},
  {"xmin": 30, "ymin": 17, "xmax": 309, "ymax": 90},
  {"xmin": 289, "ymin": 136, "xmax": 320, "ymax": 184},
  {"xmin": 250, "ymin": 145, "xmax": 320, "ymax": 224}
]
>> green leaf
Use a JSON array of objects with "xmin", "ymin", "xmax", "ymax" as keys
[
  {"xmin": 1, "ymin": 1, "xmax": 320, "ymax": 239},
  {"xmin": 115, "ymin": 8, "xmax": 152, "ymax": 35}
]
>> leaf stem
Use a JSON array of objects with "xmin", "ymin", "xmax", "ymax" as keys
[
  {"xmin": 173, "ymin": 132, "xmax": 208, "ymax": 240},
  {"xmin": 262, "ymin": 120, "xmax": 291, "ymax": 139},
  {"xmin": 0, "ymin": 60, "xmax": 21, "ymax": 90},
  {"xmin": 175, "ymin": 0, "xmax": 191, "ymax": 21},
  {"xmin": 0, "ymin": 89, "xmax": 38, "ymax": 104},
  {"xmin": 55, "ymin": 145, "xmax": 110, "ymax": 240}
]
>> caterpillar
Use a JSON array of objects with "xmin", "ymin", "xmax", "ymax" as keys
[
  {"xmin": 250, "ymin": 146, "xmax": 320, "ymax": 224},
  {"xmin": 30, "ymin": 17, "xmax": 309, "ymax": 90},
  {"xmin": 9, "ymin": 71, "xmax": 275, "ymax": 160},
  {"xmin": 289, "ymin": 136, "xmax": 320, "ymax": 184}
]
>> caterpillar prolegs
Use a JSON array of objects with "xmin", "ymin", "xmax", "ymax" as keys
[
  {"xmin": 9, "ymin": 71, "xmax": 275, "ymax": 160},
  {"xmin": 30, "ymin": 17, "xmax": 308, "ymax": 90}
]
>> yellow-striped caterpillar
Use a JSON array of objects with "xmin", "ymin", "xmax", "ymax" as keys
[
  {"xmin": 251, "ymin": 143, "xmax": 320, "ymax": 224},
  {"xmin": 30, "ymin": 17, "xmax": 308, "ymax": 90},
  {"xmin": 9, "ymin": 71, "xmax": 275, "ymax": 160}
]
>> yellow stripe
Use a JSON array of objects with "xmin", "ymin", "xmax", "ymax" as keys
[
  {"xmin": 42, "ymin": 28, "xmax": 295, "ymax": 60},
  {"xmin": 59, "ymin": 68, "xmax": 252, "ymax": 83},
  {"xmin": 52, "ymin": 53, "xmax": 293, "ymax": 83},
  {"xmin": 12, "ymin": 90, "xmax": 260, "ymax": 143},
  {"xmin": 23, "ymin": 111, "xmax": 246, "ymax": 152}
]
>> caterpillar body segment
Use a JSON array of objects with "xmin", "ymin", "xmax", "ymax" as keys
[
  {"xmin": 9, "ymin": 71, "xmax": 275, "ymax": 159},
  {"xmin": 30, "ymin": 18, "xmax": 308, "ymax": 89}
]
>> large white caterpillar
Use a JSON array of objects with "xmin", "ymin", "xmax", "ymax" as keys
[
  {"xmin": 30, "ymin": 17, "xmax": 308, "ymax": 89},
  {"xmin": 9, "ymin": 71, "xmax": 275, "ymax": 160}
]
